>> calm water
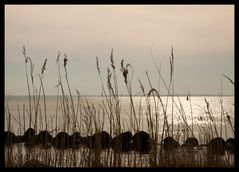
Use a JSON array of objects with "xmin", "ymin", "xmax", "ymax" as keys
[
  {"xmin": 5, "ymin": 95, "xmax": 234, "ymax": 167},
  {"xmin": 5, "ymin": 95, "xmax": 234, "ymax": 143}
]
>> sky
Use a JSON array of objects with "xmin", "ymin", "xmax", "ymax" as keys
[{"xmin": 5, "ymin": 5, "xmax": 234, "ymax": 96}]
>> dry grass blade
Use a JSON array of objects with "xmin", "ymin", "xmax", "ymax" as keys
[
  {"xmin": 222, "ymin": 74, "xmax": 234, "ymax": 85},
  {"xmin": 5, "ymin": 47, "xmax": 234, "ymax": 168}
]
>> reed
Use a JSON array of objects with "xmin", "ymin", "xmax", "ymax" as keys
[
  {"xmin": 22, "ymin": 46, "xmax": 32, "ymax": 129},
  {"xmin": 4, "ymin": 47, "xmax": 234, "ymax": 168}
]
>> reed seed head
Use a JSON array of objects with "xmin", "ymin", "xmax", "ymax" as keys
[
  {"xmin": 120, "ymin": 59, "xmax": 132, "ymax": 84},
  {"xmin": 56, "ymin": 51, "xmax": 61, "ymax": 63},
  {"xmin": 96, "ymin": 56, "xmax": 100, "ymax": 74},
  {"xmin": 41, "ymin": 58, "xmax": 47, "ymax": 75},
  {"xmin": 107, "ymin": 68, "xmax": 113, "ymax": 91},
  {"xmin": 226, "ymin": 114, "xmax": 231, "ymax": 121},
  {"xmin": 23, "ymin": 46, "xmax": 26, "ymax": 55},
  {"xmin": 110, "ymin": 48, "xmax": 115, "ymax": 69},
  {"xmin": 64, "ymin": 54, "xmax": 68, "ymax": 68}
]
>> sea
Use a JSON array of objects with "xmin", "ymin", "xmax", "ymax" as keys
[
  {"xmin": 4, "ymin": 95, "xmax": 235, "ymax": 167},
  {"xmin": 5, "ymin": 95, "xmax": 234, "ymax": 142}
]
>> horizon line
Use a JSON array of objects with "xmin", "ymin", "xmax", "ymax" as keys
[{"xmin": 5, "ymin": 94, "xmax": 234, "ymax": 97}]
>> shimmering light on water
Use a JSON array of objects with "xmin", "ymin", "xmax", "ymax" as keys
[
  {"xmin": 4, "ymin": 95, "xmax": 234, "ymax": 167},
  {"xmin": 5, "ymin": 96, "xmax": 234, "ymax": 141}
]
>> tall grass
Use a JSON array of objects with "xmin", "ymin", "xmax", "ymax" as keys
[{"xmin": 4, "ymin": 47, "xmax": 234, "ymax": 167}]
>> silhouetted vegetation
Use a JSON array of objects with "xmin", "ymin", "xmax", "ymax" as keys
[{"xmin": 4, "ymin": 47, "xmax": 234, "ymax": 167}]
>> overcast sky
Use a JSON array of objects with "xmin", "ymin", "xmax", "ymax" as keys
[{"xmin": 5, "ymin": 5, "xmax": 234, "ymax": 96}]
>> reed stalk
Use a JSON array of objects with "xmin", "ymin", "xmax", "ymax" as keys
[
  {"xmin": 4, "ymin": 47, "xmax": 234, "ymax": 167},
  {"xmin": 63, "ymin": 53, "xmax": 76, "ymax": 133},
  {"xmin": 23, "ymin": 46, "xmax": 32, "ymax": 128}
]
